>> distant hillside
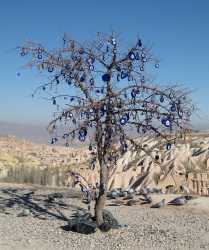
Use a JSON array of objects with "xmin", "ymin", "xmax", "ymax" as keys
[{"xmin": 0, "ymin": 121, "xmax": 49, "ymax": 144}]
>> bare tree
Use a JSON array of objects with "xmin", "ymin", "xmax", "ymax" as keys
[{"xmin": 18, "ymin": 32, "xmax": 194, "ymax": 230}]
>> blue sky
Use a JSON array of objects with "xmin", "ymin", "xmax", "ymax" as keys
[{"xmin": 0, "ymin": 0, "xmax": 209, "ymax": 128}]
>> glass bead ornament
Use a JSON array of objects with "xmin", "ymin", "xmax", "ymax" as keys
[
  {"xmin": 65, "ymin": 64, "xmax": 71, "ymax": 70},
  {"xmin": 121, "ymin": 71, "xmax": 128, "ymax": 79},
  {"xmin": 161, "ymin": 118, "xmax": 171, "ymax": 128},
  {"xmin": 79, "ymin": 135, "xmax": 86, "ymax": 142},
  {"xmin": 187, "ymin": 111, "xmax": 191, "ymax": 117},
  {"xmin": 138, "ymin": 39, "xmax": 142, "ymax": 47},
  {"xmin": 128, "ymin": 51, "xmax": 136, "ymax": 60},
  {"xmin": 166, "ymin": 143, "xmax": 172, "ymax": 151},
  {"xmin": 119, "ymin": 117, "xmax": 127, "ymax": 125},
  {"xmin": 160, "ymin": 95, "xmax": 164, "ymax": 103},
  {"xmin": 37, "ymin": 48, "xmax": 43, "ymax": 54},
  {"xmin": 135, "ymin": 52, "xmax": 140, "ymax": 60},
  {"xmin": 140, "ymin": 66, "xmax": 144, "ymax": 71},
  {"xmin": 69, "ymin": 112, "xmax": 73, "ymax": 118},
  {"xmin": 171, "ymin": 104, "xmax": 176, "ymax": 112},
  {"xmin": 80, "ymin": 75, "xmax": 85, "ymax": 82},
  {"xmin": 61, "ymin": 69, "xmax": 65, "ymax": 75},
  {"xmin": 63, "ymin": 133, "xmax": 69, "ymax": 139},
  {"xmin": 88, "ymin": 57, "xmax": 95, "ymax": 64},
  {"xmin": 89, "ymin": 108, "xmax": 94, "ymax": 114},
  {"xmin": 141, "ymin": 76, "xmax": 145, "ymax": 84},
  {"xmin": 177, "ymin": 108, "xmax": 183, "ymax": 118},
  {"xmin": 48, "ymin": 65, "xmax": 54, "ymax": 73},
  {"xmin": 20, "ymin": 51, "xmax": 26, "ymax": 57},
  {"xmin": 37, "ymin": 54, "xmax": 42, "ymax": 60},
  {"xmin": 52, "ymin": 98, "xmax": 56, "ymax": 105},
  {"xmin": 89, "ymin": 78, "xmax": 94, "ymax": 86},
  {"xmin": 67, "ymin": 80, "xmax": 71, "ymax": 85},
  {"xmin": 155, "ymin": 63, "xmax": 159, "ymax": 69},
  {"xmin": 79, "ymin": 127, "xmax": 88, "ymax": 137},
  {"xmin": 117, "ymin": 74, "xmax": 120, "ymax": 82},
  {"xmin": 102, "ymin": 73, "xmax": 110, "ymax": 82},
  {"xmin": 89, "ymin": 65, "xmax": 94, "ymax": 71},
  {"xmin": 42, "ymin": 86, "xmax": 46, "ymax": 91},
  {"xmin": 123, "ymin": 113, "xmax": 130, "ymax": 122},
  {"xmin": 79, "ymin": 48, "xmax": 84, "ymax": 54},
  {"xmin": 131, "ymin": 89, "xmax": 137, "ymax": 98},
  {"xmin": 111, "ymin": 38, "xmax": 117, "ymax": 45}
]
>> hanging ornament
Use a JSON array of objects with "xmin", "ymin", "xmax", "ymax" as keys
[
  {"xmin": 63, "ymin": 133, "xmax": 69, "ymax": 139},
  {"xmin": 68, "ymin": 112, "xmax": 73, "ymax": 118},
  {"xmin": 128, "ymin": 51, "xmax": 135, "ymax": 60},
  {"xmin": 121, "ymin": 71, "xmax": 128, "ymax": 79},
  {"xmin": 80, "ymin": 75, "xmax": 86, "ymax": 82},
  {"xmin": 120, "ymin": 117, "xmax": 127, "ymax": 125},
  {"xmin": 187, "ymin": 111, "xmax": 191, "ymax": 117},
  {"xmin": 171, "ymin": 104, "xmax": 176, "ymax": 112},
  {"xmin": 37, "ymin": 54, "xmax": 42, "ymax": 60},
  {"xmin": 100, "ymin": 108, "xmax": 105, "ymax": 116},
  {"xmin": 140, "ymin": 66, "xmax": 144, "ymax": 71},
  {"xmin": 135, "ymin": 52, "xmax": 140, "ymax": 60},
  {"xmin": 161, "ymin": 118, "xmax": 171, "ymax": 128},
  {"xmin": 117, "ymin": 74, "xmax": 120, "ymax": 82},
  {"xmin": 89, "ymin": 65, "xmax": 94, "ymax": 71},
  {"xmin": 20, "ymin": 51, "xmax": 26, "ymax": 57},
  {"xmin": 123, "ymin": 143, "xmax": 128, "ymax": 152},
  {"xmin": 138, "ymin": 39, "xmax": 142, "ymax": 47},
  {"xmin": 48, "ymin": 65, "xmax": 54, "ymax": 73},
  {"xmin": 124, "ymin": 113, "xmax": 130, "ymax": 122},
  {"xmin": 79, "ymin": 48, "xmax": 84, "ymax": 54},
  {"xmin": 79, "ymin": 127, "xmax": 88, "ymax": 137},
  {"xmin": 166, "ymin": 143, "xmax": 172, "ymax": 150},
  {"xmin": 128, "ymin": 74, "xmax": 133, "ymax": 81},
  {"xmin": 52, "ymin": 98, "xmax": 56, "ymax": 105},
  {"xmin": 55, "ymin": 75, "xmax": 59, "ymax": 84},
  {"xmin": 95, "ymin": 89, "xmax": 100, "ymax": 95},
  {"xmin": 131, "ymin": 89, "xmax": 137, "ymax": 98},
  {"xmin": 141, "ymin": 76, "xmax": 145, "ymax": 84},
  {"xmin": 111, "ymin": 38, "xmax": 117, "ymax": 45},
  {"xmin": 102, "ymin": 73, "xmax": 110, "ymax": 82},
  {"xmin": 155, "ymin": 63, "xmax": 159, "ymax": 69},
  {"xmin": 65, "ymin": 64, "xmax": 71, "ymax": 70},
  {"xmin": 79, "ymin": 135, "xmax": 86, "ymax": 142},
  {"xmin": 42, "ymin": 86, "xmax": 46, "ymax": 91},
  {"xmin": 160, "ymin": 95, "xmax": 164, "ymax": 103},
  {"xmin": 177, "ymin": 108, "xmax": 183, "ymax": 118}
]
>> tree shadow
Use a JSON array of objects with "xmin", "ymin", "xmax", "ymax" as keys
[{"xmin": 0, "ymin": 187, "xmax": 85, "ymax": 222}]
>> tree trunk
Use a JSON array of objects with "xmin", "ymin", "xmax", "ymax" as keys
[{"xmin": 95, "ymin": 161, "xmax": 108, "ymax": 228}]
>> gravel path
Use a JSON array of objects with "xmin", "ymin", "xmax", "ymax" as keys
[{"xmin": 0, "ymin": 184, "xmax": 209, "ymax": 250}]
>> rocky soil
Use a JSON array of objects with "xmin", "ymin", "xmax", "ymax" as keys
[{"xmin": 0, "ymin": 183, "xmax": 209, "ymax": 250}]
